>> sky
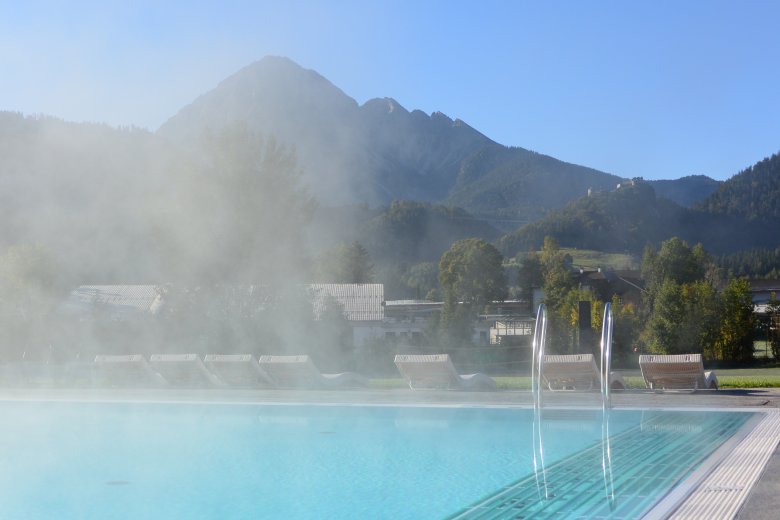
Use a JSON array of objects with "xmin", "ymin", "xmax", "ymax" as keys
[{"xmin": 2, "ymin": 0, "xmax": 779, "ymax": 181}]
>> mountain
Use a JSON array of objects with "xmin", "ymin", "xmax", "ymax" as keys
[
  {"xmin": 158, "ymin": 56, "xmax": 629, "ymax": 219},
  {"xmin": 4, "ymin": 57, "xmax": 769, "ymax": 286},
  {"xmin": 306, "ymin": 201, "xmax": 501, "ymax": 266},
  {"xmin": 696, "ymin": 151, "xmax": 780, "ymax": 220},
  {"xmin": 158, "ymin": 56, "xmax": 495, "ymax": 206},
  {"xmin": 647, "ymin": 175, "xmax": 721, "ymax": 207},
  {"xmin": 498, "ymin": 180, "xmax": 780, "ymax": 257}
]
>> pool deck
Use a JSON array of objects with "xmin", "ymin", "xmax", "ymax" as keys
[{"xmin": 2, "ymin": 386, "xmax": 779, "ymax": 519}]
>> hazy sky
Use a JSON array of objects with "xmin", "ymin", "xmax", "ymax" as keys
[{"xmin": 2, "ymin": 0, "xmax": 779, "ymax": 181}]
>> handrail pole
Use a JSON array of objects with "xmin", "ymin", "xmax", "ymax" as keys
[
  {"xmin": 599, "ymin": 302, "xmax": 613, "ymax": 410},
  {"xmin": 531, "ymin": 304, "xmax": 548, "ymax": 411}
]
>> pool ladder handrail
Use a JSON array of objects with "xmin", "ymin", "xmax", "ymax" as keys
[
  {"xmin": 600, "ymin": 302, "xmax": 614, "ymax": 411},
  {"xmin": 530, "ymin": 302, "xmax": 615, "ymax": 505},
  {"xmin": 530, "ymin": 304, "xmax": 548, "ymax": 412},
  {"xmin": 532, "ymin": 302, "xmax": 613, "ymax": 410}
]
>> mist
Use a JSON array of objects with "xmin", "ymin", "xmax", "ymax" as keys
[{"xmin": 0, "ymin": 106, "xmax": 369, "ymax": 373}]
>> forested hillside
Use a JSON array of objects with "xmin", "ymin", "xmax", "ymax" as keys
[
  {"xmin": 716, "ymin": 247, "xmax": 780, "ymax": 279},
  {"xmin": 498, "ymin": 180, "xmax": 780, "ymax": 258},
  {"xmin": 647, "ymin": 175, "xmax": 720, "ymax": 207},
  {"xmin": 697, "ymin": 151, "xmax": 780, "ymax": 219}
]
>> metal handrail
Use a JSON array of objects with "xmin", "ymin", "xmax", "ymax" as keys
[
  {"xmin": 601, "ymin": 406, "xmax": 616, "ymax": 507},
  {"xmin": 531, "ymin": 304, "xmax": 548, "ymax": 411},
  {"xmin": 599, "ymin": 302, "xmax": 614, "ymax": 410},
  {"xmin": 532, "ymin": 403, "xmax": 549, "ymax": 501}
]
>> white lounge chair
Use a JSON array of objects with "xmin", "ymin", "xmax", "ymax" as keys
[
  {"xmin": 94, "ymin": 354, "xmax": 168, "ymax": 387},
  {"xmin": 639, "ymin": 354, "xmax": 719, "ymax": 390},
  {"xmin": 257, "ymin": 355, "xmax": 368, "ymax": 389},
  {"xmin": 542, "ymin": 353, "xmax": 626, "ymax": 391},
  {"xmin": 149, "ymin": 354, "xmax": 222, "ymax": 387},
  {"xmin": 203, "ymin": 354, "xmax": 273, "ymax": 387},
  {"xmin": 393, "ymin": 354, "xmax": 497, "ymax": 391}
]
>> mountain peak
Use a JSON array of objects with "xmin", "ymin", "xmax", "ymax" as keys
[{"xmin": 361, "ymin": 97, "xmax": 408, "ymax": 115}]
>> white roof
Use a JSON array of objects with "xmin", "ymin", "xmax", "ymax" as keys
[
  {"xmin": 63, "ymin": 283, "xmax": 384, "ymax": 321},
  {"xmin": 64, "ymin": 285, "xmax": 163, "ymax": 315},
  {"xmin": 308, "ymin": 283, "xmax": 384, "ymax": 321}
]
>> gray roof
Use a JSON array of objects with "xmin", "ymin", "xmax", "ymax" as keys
[
  {"xmin": 63, "ymin": 285, "xmax": 163, "ymax": 315},
  {"xmin": 308, "ymin": 283, "xmax": 384, "ymax": 321},
  {"xmin": 63, "ymin": 283, "xmax": 384, "ymax": 322}
]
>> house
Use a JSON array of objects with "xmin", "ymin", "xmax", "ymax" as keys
[
  {"xmin": 307, "ymin": 283, "xmax": 385, "ymax": 347},
  {"xmin": 750, "ymin": 279, "xmax": 780, "ymax": 315},
  {"xmin": 60, "ymin": 285, "xmax": 164, "ymax": 320},
  {"xmin": 490, "ymin": 318, "xmax": 534, "ymax": 346},
  {"xmin": 574, "ymin": 268, "xmax": 644, "ymax": 308},
  {"xmin": 382, "ymin": 299, "xmax": 440, "ymax": 346}
]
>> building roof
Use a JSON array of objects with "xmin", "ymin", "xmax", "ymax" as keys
[
  {"xmin": 63, "ymin": 283, "xmax": 385, "ymax": 322},
  {"xmin": 308, "ymin": 283, "xmax": 384, "ymax": 321},
  {"xmin": 749, "ymin": 279, "xmax": 780, "ymax": 293},
  {"xmin": 62, "ymin": 285, "xmax": 163, "ymax": 316}
]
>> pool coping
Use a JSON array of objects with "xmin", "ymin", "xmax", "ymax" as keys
[{"xmin": 667, "ymin": 409, "xmax": 780, "ymax": 520}]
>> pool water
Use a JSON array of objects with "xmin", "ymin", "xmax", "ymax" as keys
[{"xmin": 0, "ymin": 401, "xmax": 752, "ymax": 519}]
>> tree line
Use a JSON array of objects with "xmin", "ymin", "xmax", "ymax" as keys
[{"xmin": 516, "ymin": 236, "xmax": 758, "ymax": 366}]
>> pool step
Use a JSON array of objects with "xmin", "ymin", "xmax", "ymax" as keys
[{"xmin": 448, "ymin": 412, "xmax": 749, "ymax": 520}]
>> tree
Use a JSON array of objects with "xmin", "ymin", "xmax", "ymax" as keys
[
  {"xmin": 516, "ymin": 250, "xmax": 543, "ymax": 312},
  {"xmin": 310, "ymin": 294, "xmax": 352, "ymax": 371},
  {"xmin": 316, "ymin": 241, "xmax": 375, "ymax": 283},
  {"xmin": 641, "ymin": 237, "xmax": 707, "ymax": 298},
  {"xmin": 537, "ymin": 237, "xmax": 577, "ymax": 353},
  {"xmin": 0, "ymin": 245, "xmax": 69, "ymax": 359},
  {"xmin": 715, "ymin": 278, "xmax": 755, "ymax": 363},
  {"xmin": 184, "ymin": 123, "xmax": 315, "ymax": 284},
  {"xmin": 768, "ymin": 292, "xmax": 780, "ymax": 360},
  {"xmin": 437, "ymin": 238, "xmax": 507, "ymax": 345},
  {"xmin": 608, "ymin": 296, "xmax": 642, "ymax": 365},
  {"xmin": 639, "ymin": 238, "xmax": 721, "ymax": 357},
  {"xmin": 642, "ymin": 278, "xmax": 719, "ymax": 356},
  {"xmin": 439, "ymin": 238, "xmax": 507, "ymax": 311},
  {"xmin": 538, "ymin": 237, "xmax": 575, "ymax": 313},
  {"xmin": 403, "ymin": 262, "xmax": 439, "ymax": 300}
]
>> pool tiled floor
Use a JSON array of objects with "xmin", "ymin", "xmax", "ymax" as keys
[{"xmin": 449, "ymin": 412, "xmax": 750, "ymax": 519}]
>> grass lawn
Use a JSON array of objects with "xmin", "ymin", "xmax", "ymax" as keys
[
  {"xmin": 560, "ymin": 248, "xmax": 638, "ymax": 270},
  {"xmin": 504, "ymin": 248, "xmax": 638, "ymax": 271},
  {"xmin": 372, "ymin": 367, "xmax": 780, "ymax": 390}
]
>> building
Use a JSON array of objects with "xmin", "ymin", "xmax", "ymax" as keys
[
  {"xmin": 574, "ymin": 268, "xmax": 644, "ymax": 308},
  {"xmin": 750, "ymin": 279, "xmax": 780, "ymax": 314},
  {"xmin": 60, "ymin": 285, "xmax": 164, "ymax": 320}
]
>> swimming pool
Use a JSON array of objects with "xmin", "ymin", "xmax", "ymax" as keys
[{"xmin": 0, "ymin": 401, "xmax": 754, "ymax": 519}]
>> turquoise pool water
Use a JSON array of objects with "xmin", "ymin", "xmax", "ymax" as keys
[{"xmin": 0, "ymin": 401, "xmax": 752, "ymax": 519}]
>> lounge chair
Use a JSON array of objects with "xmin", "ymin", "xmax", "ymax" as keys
[
  {"xmin": 94, "ymin": 354, "xmax": 168, "ymax": 387},
  {"xmin": 542, "ymin": 353, "xmax": 626, "ymax": 391},
  {"xmin": 203, "ymin": 354, "xmax": 273, "ymax": 388},
  {"xmin": 257, "ymin": 355, "xmax": 368, "ymax": 389},
  {"xmin": 149, "ymin": 354, "xmax": 222, "ymax": 387},
  {"xmin": 393, "ymin": 354, "xmax": 497, "ymax": 391},
  {"xmin": 639, "ymin": 353, "xmax": 719, "ymax": 390}
]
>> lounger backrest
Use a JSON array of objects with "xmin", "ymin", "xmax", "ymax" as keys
[
  {"xmin": 394, "ymin": 354, "xmax": 460, "ymax": 389},
  {"xmin": 149, "ymin": 354, "xmax": 220, "ymax": 387},
  {"xmin": 257, "ymin": 355, "xmax": 323, "ymax": 388},
  {"xmin": 639, "ymin": 354, "xmax": 706, "ymax": 389},
  {"xmin": 542, "ymin": 354, "xmax": 600, "ymax": 390},
  {"xmin": 203, "ymin": 354, "xmax": 271, "ymax": 387},
  {"xmin": 94, "ymin": 354, "xmax": 163, "ymax": 386}
]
